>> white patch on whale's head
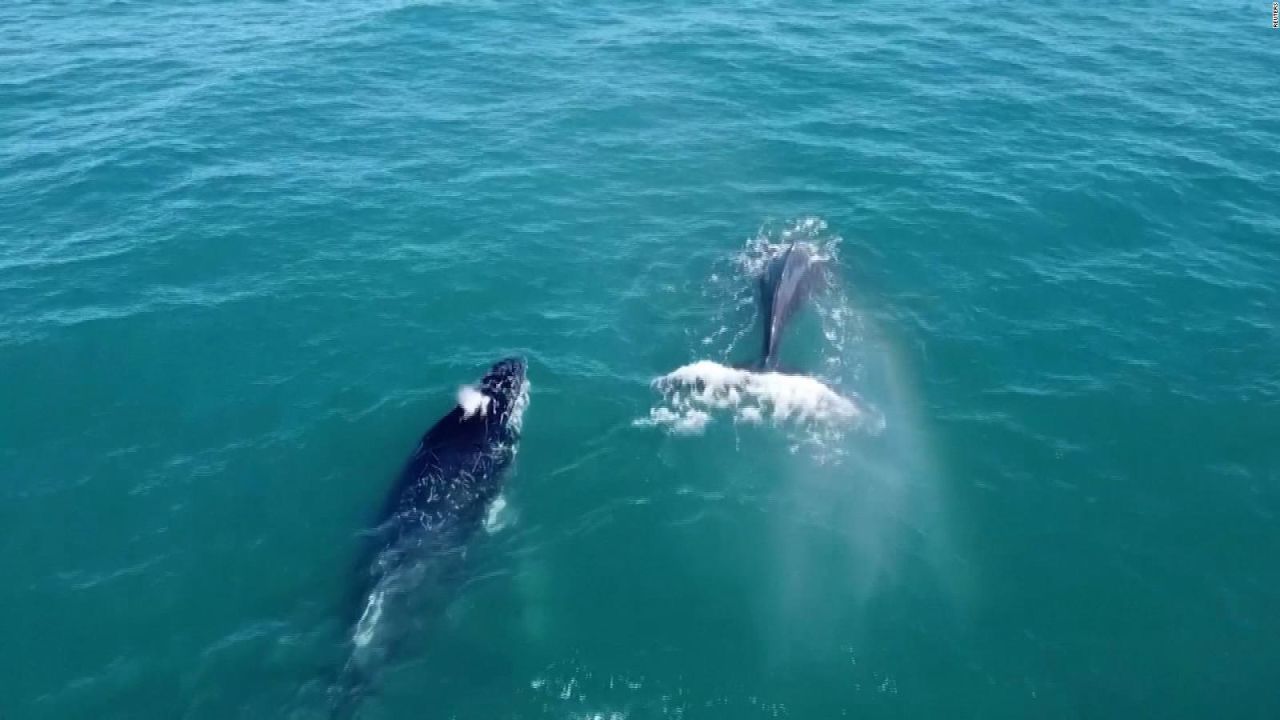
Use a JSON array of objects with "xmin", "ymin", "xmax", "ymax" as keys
[
  {"xmin": 475, "ymin": 357, "xmax": 529, "ymax": 435},
  {"xmin": 457, "ymin": 385, "xmax": 491, "ymax": 419}
]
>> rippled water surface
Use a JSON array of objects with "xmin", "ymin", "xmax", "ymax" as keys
[{"xmin": 2, "ymin": 2, "xmax": 1278, "ymax": 718}]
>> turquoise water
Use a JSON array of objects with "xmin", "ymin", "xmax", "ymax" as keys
[{"xmin": 3, "ymin": 1, "xmax": 1279, "ymax": 717}]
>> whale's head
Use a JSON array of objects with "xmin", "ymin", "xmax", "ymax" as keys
[{"xmin": 463, "ymin": 356, "xmax": 529, "ymax": 438}]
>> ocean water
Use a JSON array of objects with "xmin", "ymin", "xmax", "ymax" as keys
[{"xmin": 2, "ymin": 1, "xmax": 1278, "ymax": 718}]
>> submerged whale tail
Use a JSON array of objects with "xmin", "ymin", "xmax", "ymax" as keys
[{"xmin": 326, "ymin": 656, "xmax": 376, "ymax": 720}]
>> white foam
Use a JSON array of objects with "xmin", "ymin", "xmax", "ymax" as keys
[
  {"xmin": 484, "ymin": 493, "xmax": 512, "ymax": 534},
  {"xmin": 645, "ymin": 406, "xmax": 711, "ymax": 434},
  {"xmin": 457, "ymin": 385, "xmax": 491, "ymax": 419},
  {"xmin": 352, "ymin": 588, "xmax": 386, "ymax": 648},
  {"xmin": 637, "ymin": 361, "xmax": 865, "ymax": 434},
  {"xmin": 507, "ymin": 379, "xmax": 531, "ymax": 433},
  {"xmin": 735, "ymin": 217, "xmax": 836, "ymax": 277}
]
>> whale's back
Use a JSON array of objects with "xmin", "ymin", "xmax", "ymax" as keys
[{"xmin": 760, "ymin": 243, "xmax": 819, "ymax": 369}]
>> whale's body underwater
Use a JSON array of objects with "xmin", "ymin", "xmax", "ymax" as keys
[{"xmin": 333, "ymin": 357, "xmax": 529, "ymax": 709}]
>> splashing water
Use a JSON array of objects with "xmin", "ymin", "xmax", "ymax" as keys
[
  {"xmin": 648, "ymin": 218, "xmax": 881, "ymax": 448},
  {"xmin": 636, "ymin": 361, "xmax": 874, "ymax": 434}
]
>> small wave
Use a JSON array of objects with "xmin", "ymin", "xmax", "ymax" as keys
[{"xmin": 636, "ymin": 360, "xmax": 874, "ymax": 435}]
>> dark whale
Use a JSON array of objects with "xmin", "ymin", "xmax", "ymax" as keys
[
  {"xmin": 332, "ymin": 357, "xmax": 529, "ymax": 710},
  {"xmin": 756, "ymin": 242, "xmax": 824, "ymax": 370}
]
